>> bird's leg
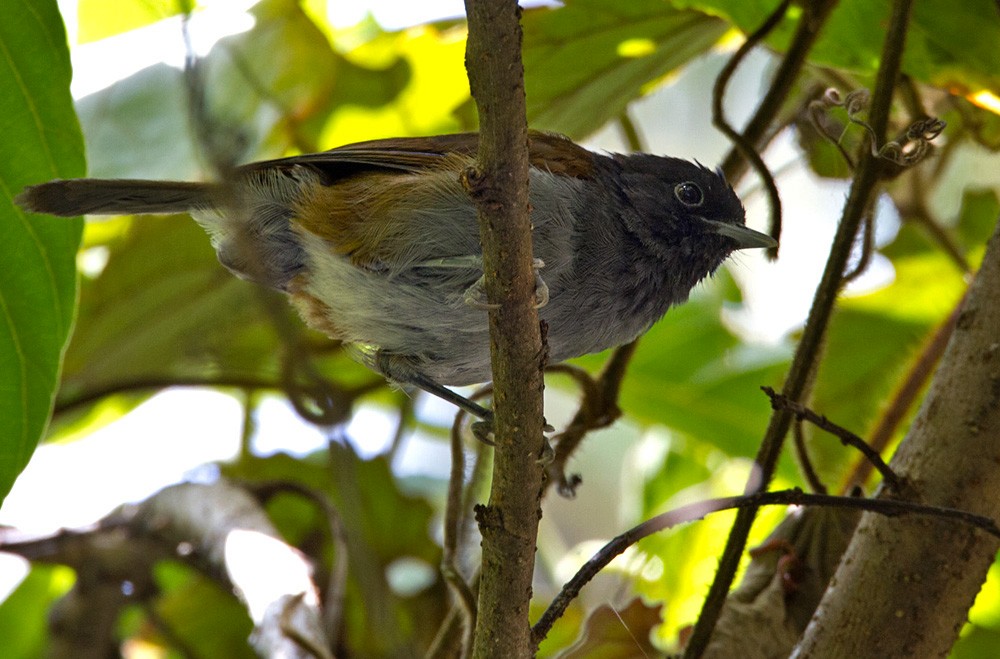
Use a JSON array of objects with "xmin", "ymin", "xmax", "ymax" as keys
[{"xmin": 371, "ymin": 351, "xmax": 495, "ymax": 442}]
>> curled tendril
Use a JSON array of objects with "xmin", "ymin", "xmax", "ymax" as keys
[
  {"xmin": 843, "ymin": 89, "xmax": 871, "ymax": 116},
  {"xmin": 808, "ymin": 88, "xmax": 857, "ymax": 168},
  {"xmin": 907, "ymin": 117, "xmax": 947, "ymax": 142},
  {"xmin": 811, "ymin": 87, "xmax": 945, "ymax": 169}
]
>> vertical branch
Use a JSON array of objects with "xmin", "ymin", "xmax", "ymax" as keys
[
  {"xmin": 462, "ymin": 1, "xmax": 547, "ymax": 657},
  {"xmin": 684, "ymin": 0, "xmax": 914, "ymax": 654}
]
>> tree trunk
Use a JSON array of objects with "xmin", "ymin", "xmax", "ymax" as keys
[{"xmin": 795, "ymin": 215, "xmax": 1000, "ymax": 657}]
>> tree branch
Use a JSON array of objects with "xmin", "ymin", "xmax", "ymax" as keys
[
  {"xmin": 796, "ymin": 213, "xmax": 1000, "ymax": 653},
  {"xmin": 530, "ymin": 487, "xmax": 1000, "ymax": 644},
  {"xmin": 462, "ymin": 2, "xmax": 547, "ymax": 656},
  {"xmin": 685, "ymin": 0, "xmax": 914, "ymax": 654},
  {"xmin": 0, "ymin": 481, "xmax": 330, "ymax": 658}
]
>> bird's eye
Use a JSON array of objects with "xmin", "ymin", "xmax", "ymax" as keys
[{"xmin": 674, "ymin": 182, "xmax": 704, "ymax": 207}]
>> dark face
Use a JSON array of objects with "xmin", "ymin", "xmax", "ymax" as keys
[{"xmin": 613, "ymin": 154, "xmax": 751, "ymax": 266}]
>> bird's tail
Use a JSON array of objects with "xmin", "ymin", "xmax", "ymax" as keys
[{"xmin": 14, "ymin": 179, "xmax": 216, "ymax": 217}]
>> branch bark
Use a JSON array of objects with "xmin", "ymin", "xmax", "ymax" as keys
[
  {"xmin": 794, "ymin": 214, "xmax": 1000, "ymax": 655},
  {"xmin": 0, "ymin": 481, "xmax": 329, "ymax": 658},
  {"xmin": 462, "ymin": 1, "xmax": 547, "ymax": 657},
  {"xmin": 685, "ymin": 0, "xmax": 911, "ymax": 652}
]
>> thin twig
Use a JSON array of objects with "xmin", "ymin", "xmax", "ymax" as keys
[
  {"xmin": 842, "ymin": 201, "xmax": 876, "ymax": 283},
  {"xmin": 385, "ymin": 394, "xmax": 414, "ymax": 463},
  {"xmin": 545, "ymin": 341, "xmax": 639, "ymax": 497},
  {"xmin": 762, "ymin": 386, "xmax": 901, "ymax": 492},
  {"xmin": 460, "ymin": 424, "xmax": 493, "ymax": 545},
  {"xmin": 532, "ymin": 487, "xmax": 1000, "ymax": 644},
  {"xmin": 685, "ymin": 1, "xmax": 913, "ymax": 654},
  {"xmin": 426, "ymin": 571, "xmax": 482, "ymax": 659},
  {"xmin": 712, "ymin": 0, "xmax": 792, "ymax": 254},
  {"xmin": 426, "ymin": 606, "xmax": 463, "ymax": 659},
  {"xmin": 792, "ymin": 416, "xmax": 827, "ymax": 494},
  {"xmin": 239, "ymin": 388, "xmax": 258, "ymax": 461},
  {"xmin": 442, "ymin": 390, "xmax": 493, "ymax": 656},
  {"xmin": 441, "ymin": 399, "xmax": 478, "ymax": 655},
  {"xmin": 807, "ymin": 87, "xmax": 858, "ymax": 170},
  {"xmin": 718, "ymin": 0, "xmax": 840, "ymax": 184}
]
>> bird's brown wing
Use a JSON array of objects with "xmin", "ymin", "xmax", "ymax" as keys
[
  {"xmin": 238, "ymin": 130, "xmax": 595, "ymax": 179},
  {"xmin": 245, "ymin": 131, "xmax": 598, "ymax": 272}
]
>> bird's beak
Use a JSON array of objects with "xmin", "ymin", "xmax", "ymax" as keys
[{"xmin": 702, "ymin": 219, "xmax": 777, "ymax": 249}]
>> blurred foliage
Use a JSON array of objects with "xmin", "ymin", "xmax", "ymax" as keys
[
  {"xmin": 560, "ymin": 598, "xmax": 663, "ymax": 658},
  {"xmin": 522, "ymin": 0, "xmax": 729, "ymax": 137},
  {"xmin": 146, "ymin": 561, "xmax": 256, "ymax": 658},
  {"xmin": 1, "ymin": 0, "xmax": 999, "ymax": 656},
  {"xmin": 0, "ymin": 566, "xmax": 75, "ymax": 657},
  {"xmin": 77, "ymin": 0, "xmax": 192, "ymax": 44},
  {"xmin": 679, "ymin": 0, "xmax": 1000, "ymax": 92}
]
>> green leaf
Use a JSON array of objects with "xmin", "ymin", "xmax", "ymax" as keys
[
  {"xmin": 574, "ymin": 274, "xmax": 790, "ymax": 458},
  {"xmin": 50, "ymin": 210, "xmax": 376, "ymax": 437},
  {"xmin": 201, "ymin": 0, "xmax": 344, "ymax": 155},
  {"xmin": 680, "ymin": 0, "xmax": 1000, "ymax": 93},
  {"xmin": 0, "ymin": 566, "xmax": 75, "ymax": 658},
  {"xmin": 807, "ymin": 250, "xmax": 967, "ymax": 486},
  {"xmin": 53, "ymin": 214, "xmax": 371, "ymax": 427},
  {"xmin": 76, "ymin": 64, "xmax": 199, "ymax": 180},
  {"xmin": 908, "ymin": 0, "xmax": 1000, "ymax": 95},
  {"xmin": 561, "ymin": 598, "xmax": 662, "ymax": 658},
  {"xmin": 151, "ymin": 562, "xmax": 256, "ymax": 658},
  {"xmin": 522, "ymin": 0, "xmax": 729, "ymax": 138},
  {"xmin": 956, "ymin": 189, "xmax": 1000, "ymax": 253},
  {"xmin": 320, "ymin": 22, "xmax": 468, "ymax": 144},
  {"xmin": 953, "ymin": 627, "xmax": 1000, "ymax": 659},
  {"xmin": 78, "ymin": 0, "xmax": 355, "ymax": 176},
  {"xmin": 0, "ymin": 0, "xmax": 84, "ymax": 502},
  {"xmin": 221, "ymin": 449, "xmax": 444, "ymax": 656}
]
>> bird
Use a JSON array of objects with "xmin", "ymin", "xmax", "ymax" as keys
[{"xmin": 16, "ymin": 130, "xmax": 775, "ymax": 421}]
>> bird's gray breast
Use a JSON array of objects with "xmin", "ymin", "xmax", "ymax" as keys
[{"xmin": 537, "ymin": 173, "xmax": 676, "ymax": 364}]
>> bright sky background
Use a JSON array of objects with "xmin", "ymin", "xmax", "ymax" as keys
[{"xmin": 0, "ymin": 0, "xmax": 896, "ymax": 602}]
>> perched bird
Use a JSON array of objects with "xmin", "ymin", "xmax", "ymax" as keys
[{"xmin": 16, "ymin": 131, "xmax": 775, "ymax": 420}]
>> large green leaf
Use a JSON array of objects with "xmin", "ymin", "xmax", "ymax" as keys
[
  {"xmin": 76, "ymin": 64, "xmax": 199, "ymax": 181},
  {"xmin": 200, "ymin": 0, "xmax": 344, "ymax": 156},
  {"xmin": 807, "ymin": 248, "xmax": 968, "ymax": 486},
  {"xmin": 573, "ymin": 273, "xmax": 790, "ymax": 459},
  {"xmin": 522, "ymin": 0, "xmax": 729, "ymax": 138},
  {"xmin": 52, "ymin": 213, "xmax": 372, "ymax": 434},
  {"xmin": 0, "ymin": 0, "xmax": 84, "ymax": 501},
  {"xmin": 58, "ymin": 216, "xmax": 275, "ymax": 402},
  {"xmin": 58, "ymin": 0, "xmax": 398, "ymax": 430},
  {"xmin": 319, "ymin": 21, "xmax": 468, "ymax": 144},
  {"xmin": 77, "ymin": 0, "xmax": 390, "ymax": 181},
  {"xmin": 679, "ymin": 0, "xmax": 1000, "ymax": 93}
]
